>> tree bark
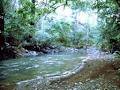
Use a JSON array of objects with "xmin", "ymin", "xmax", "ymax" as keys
[{"xmin": 0, "ymin": 0, "xmax": 5, "ymax": 49}]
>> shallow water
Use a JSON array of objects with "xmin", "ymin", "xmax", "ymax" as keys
[{"xmin": 0, "ymin": 51, "xmax": 86, "ymax": 87}]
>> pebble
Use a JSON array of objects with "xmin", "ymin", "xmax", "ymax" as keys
[{"xmin": 79, "ymin": 82, "xmax": 83, "ymax": 84}]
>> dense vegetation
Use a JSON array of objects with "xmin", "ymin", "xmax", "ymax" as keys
[
  {"xmin": 0, "ymin": 0, "xmax": 120, "ymax": 60},
  {"xmin": 95, "ymin": 0, "xmax": 120, "ymax": 53},
  {"xmin": 1, "ymin": 1, "xmax": 120, "ymax": 90}
]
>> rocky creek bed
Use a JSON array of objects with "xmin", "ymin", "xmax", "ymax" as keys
[
  {"xmin": 45, "ymin": 59, "xmax": 120, "ymax": 90},
  {"xmin": 15, "ymin": 58, "xmax": 120, "ymax": 90},
  {"xmin": 0, "ymin": 47, "xmax": 120, "ymax": 90}
]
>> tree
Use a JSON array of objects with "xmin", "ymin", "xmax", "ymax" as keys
[
  {"xmin": 93, "ymin": 0, "xmax": 120, "ymax": 52},
  {"xmin": 0, "ymin": 0, "xmax": 4, "ymax": 49}
]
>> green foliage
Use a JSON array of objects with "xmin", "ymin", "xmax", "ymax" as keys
[
  {"xmin": 4, "ymin": 1, "xmax": 35, "ymax": 42},
  {"xmin": 93, "ymin": 0, "xmax": 120, "ymax": 51},
  {"xmin": 4, "ymin": 0, "xmax": 53, "ymax": 42},
  {"xmin": 71, "ymin": 0, "xmax": 91, "ymax": 10},
  {"xmin": 70, "ymin": 32, "xmax": 85, "ymax": 48},
  {"xmin": 47, "ymin": 21, "xmax": 85, "ymax": 47},
  {"xmin": 47, "ymin": 21, "xmax": 71, "ymax": 46},
  {"xmin": 4, "ymin": 0, "xmax": 94, "ymax": 47}
]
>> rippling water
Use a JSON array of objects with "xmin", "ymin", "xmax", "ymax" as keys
[{"xmin": 0, "ymin": 50, "xmax": 86, "ymax": 89}]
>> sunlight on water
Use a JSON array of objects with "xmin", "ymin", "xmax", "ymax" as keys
[{"xmin": 0, "ymin": 52, "xmax": 86, "ymax": 86}]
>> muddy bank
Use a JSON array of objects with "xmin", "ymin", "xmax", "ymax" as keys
[
  {"xmin": 0, "ymin": 44, "xmax": 84, "ymax": 60},
  {"xmin": 46, "ymin": 59, "xmax": 120, "ymax": 90},
  {"xmin": 0, "ymin": 45, "xmax": 60, "ymax": 60},
  {"xmin": 16, "ymin": 56, "xmax": 120, "ymax": 90},
  {"xmin": 1, "ymin": 57, "xmax": 120, "ymax": 90}
]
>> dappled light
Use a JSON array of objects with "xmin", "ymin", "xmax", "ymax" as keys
[
  {"xmin": 56, "ymin": 6, "xmax": 72, "ymax": 17},
  {"xmin": 77, "ymin": 11, "xmax": 98, "ymax": 26}
]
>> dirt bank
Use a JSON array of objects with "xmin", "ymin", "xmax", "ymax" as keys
[{"xmin": 46, "ymin": 59, "xmax": 120, "ymax": 90}]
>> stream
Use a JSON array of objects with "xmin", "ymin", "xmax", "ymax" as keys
[{"xmin": 0, "ymin": 49, "xmax": 86, "ymax": 90}]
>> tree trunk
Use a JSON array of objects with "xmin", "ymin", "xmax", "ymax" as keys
[
  {"xmin": 0, "ymin": 0, "xmax": 5, "ymax": 49},
  {"xmin": 0, "ymin": 0, "xmax": 5, "ymax": 60}
]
